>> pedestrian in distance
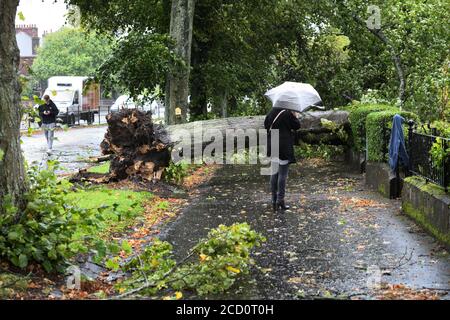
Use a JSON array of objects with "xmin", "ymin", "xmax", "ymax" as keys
[{"xmin": 38, "ymin": 95, "xmax": 59, "ymax": 154}]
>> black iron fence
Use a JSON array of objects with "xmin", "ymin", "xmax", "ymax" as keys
[
  {"xmin": 407, "ymin": 123, "xmax": 449, "ymax": 192},
  {"xmin": 379, "ymin": 121, "xmax": 449, "ymax": 192}
]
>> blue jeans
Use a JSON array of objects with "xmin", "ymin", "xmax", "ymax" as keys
[
  {"xmin": 42, "ymin": 123, "xmax": 55, "ymax": 149},
  {"xmin": 270, "ymin": 162, "xmax": 289, "ymax": 203}
]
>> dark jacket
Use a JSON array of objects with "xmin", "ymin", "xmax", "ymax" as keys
[
  {"xmin": 264, "ymin": 108, "xmax": 301, "ymax": 163},
  {"xmin": 388, "ymin": 114, "xmax": 409, "ymax": 172},
  {"xmin": 38, "ymin": 100, "xmax": 59, "ymax": 124}
]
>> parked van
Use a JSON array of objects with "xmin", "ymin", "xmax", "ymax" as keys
[{"xmin": 41, "ymin": 76, "xmax": 100, "ymax": 125}]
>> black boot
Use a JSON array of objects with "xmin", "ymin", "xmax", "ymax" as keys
[
  {"xmin": 277, "ymin": 200, "xmax": 290, "ymax": 211},
  {"xmin": 271, "ymin": 194, "xmax": 277, "ymax": 212}
]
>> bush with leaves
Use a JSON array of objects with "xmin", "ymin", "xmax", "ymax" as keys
[
  {"xmin": 347, "ymin": 104, "xmax": 395, "ymax": 152},
  {"xmin": 115, "ymin": 223, "xmax": 265, "ymax": 297},
  {"xmin": 163, "ymin": 161, "xmax": 191, "ymax": 185},
  {"xmin": 0, "ymin": 162, "xmax": 112, "ymax": 272},
  {"xmin": 294, "ymin": 143, "xmax": 344, "ymax": 161}
]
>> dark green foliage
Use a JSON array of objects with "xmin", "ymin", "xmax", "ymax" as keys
[
  {"xmin": 366, "ymin": 110, "xmax": 419, "ymax": 162},
  {"xmin": 97, "ymin": 32, "xmax": 182, "ymax": 100},
  {"xmin": 347, "ymin": 104, "xmax": 396, "ymax": 152}
]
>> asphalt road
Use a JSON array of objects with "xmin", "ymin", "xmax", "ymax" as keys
[{"xmin": 21, "ymin": 125, "xmax": 107, "ymax": 173}]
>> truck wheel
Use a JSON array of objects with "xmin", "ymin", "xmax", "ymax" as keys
[
  {"xmin": 87, "ymin": 113, "xmax": 94, "ymax": 125},
  {"xmin": 70, "ymin": 114, "xmax": 76, "ymax": 126}
]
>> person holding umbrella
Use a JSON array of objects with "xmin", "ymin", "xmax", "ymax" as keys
[{"xmin": 264, "ymin": 82, "xmax": 323, "ymax": 212}]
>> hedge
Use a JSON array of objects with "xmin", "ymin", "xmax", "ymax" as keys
[
  {"xmin": 347, "ymin": 104, "xmax": 396, "ymax": 152},
  {"xmin": 366, "ymin": 110, "xmax": 419, "ymax": 162}
]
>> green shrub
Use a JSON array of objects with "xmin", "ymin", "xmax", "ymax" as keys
[
  {"xmin": 0, "ymin": 162, "xmax": 102, "ymax": 272},
  {"xmin": 0, "ymin": 162, "xmax": 142, "ymax": 272},
  {"xmin": 347, "ymin": 104, "xmax": 395, "ymax": 152},
  {"xmin": 428, "ymin": 121, "xmax": 450, "ymax": 169},
  {"xmin": 87, "ymin": 161, "xmax": 110, "ymax": 174},
  {"xmin": 163, "ymin": 161, "xmax": 190, "ymax": 184},
  {"xmin": 295, "ymin": 143, "xmax": 344, "ymax": 161},
  {"xmin": 366, "ymin": 110, "xmax": 419, "ymax": 162}
]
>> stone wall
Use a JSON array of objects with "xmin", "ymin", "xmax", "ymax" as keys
[
  {"xmin": 365, "ymin": 162, "xmax": 402, "ymax": 199},
  {"xmin": 345, "ymin": 148, "xmax": 365, "ymax": 174},
  {"xmin": 401, "ymin": 177, "xmax": 450, "ymax": 248}
]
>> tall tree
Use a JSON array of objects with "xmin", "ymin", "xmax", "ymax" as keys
[
  {"xmin": 67, "ymin": 0, "xmax": 193, "ymax": 124},
  {"xmin": 165, "ymin": 0, "xmax": 196, "ymax": 124},
  {"xmin": 0, "ymin": 0, "xmax": 27, "ymax": 210}
]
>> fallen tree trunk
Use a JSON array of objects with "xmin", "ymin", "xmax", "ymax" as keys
[
  {"xmin": 166, "ymin": 111, "xmax": 349, "ymax": 137},
  {"xmin": 165, "ymin": 111, "xmax": 350, "ymax": 151},
  {"xmin": 100, "ymin": 110, "xmax": 349, "ymax": 181}
]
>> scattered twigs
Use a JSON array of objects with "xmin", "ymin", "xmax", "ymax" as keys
[
  {"xmin": 88, "ymin": 155, "xmax": 113, "ymax": 163},
  {"xmin": 112, "ymin": 250, "xmax": 196, "ymax": 299},
  {"xmin": 380, "ymin": 246, "xmax": 415, "ymax": 272}
]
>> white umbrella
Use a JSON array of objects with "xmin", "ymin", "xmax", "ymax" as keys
[{"xmin": 265, "ymin": 82, "xmax": 323, "ymax": 113}]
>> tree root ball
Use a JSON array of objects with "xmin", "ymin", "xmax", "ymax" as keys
[{"xmin": 101, "ymin": 109, "xmax": 171, "ymax": 181}]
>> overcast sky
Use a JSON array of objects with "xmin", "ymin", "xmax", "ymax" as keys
[{"xmin": 16, "ymin": 0, "xmax": 69, "ymax": 37}]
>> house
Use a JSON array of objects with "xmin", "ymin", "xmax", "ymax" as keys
[{"xmin": 15, "ymin": 24, "xmax": 40, "ymax": 76}]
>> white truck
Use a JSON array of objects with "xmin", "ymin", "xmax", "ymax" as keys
[{"xmin": 41, "ymin": 76, "xmax": 100, "ymax": 125}]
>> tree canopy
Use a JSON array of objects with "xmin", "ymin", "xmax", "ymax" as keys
[
  {"xmin": 31, "ymin": 27, "xmax": 112, "ymax": 82},
  {"xmin": 65, "ymin": 0, "xmax": 449, "ymax": 122}
]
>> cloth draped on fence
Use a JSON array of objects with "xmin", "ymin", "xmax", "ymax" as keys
[{"xmin": 388, "ymin": 114, "xmax": 409, "ymax": 172}]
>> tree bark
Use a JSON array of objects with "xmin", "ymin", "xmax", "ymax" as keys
[
  {"xmin": 0, "ymin": 0, "xmax": 28, "ymax": 210},
  {"xmin": 165, "ymin": 0, "xmax": 196, "ymax": 124},
  {"xmin": 220, "ymin": 91, "xmax": 228, "ymax": 118}
]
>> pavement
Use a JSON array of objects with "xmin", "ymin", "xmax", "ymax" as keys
[
  {"xmin": 160, "ymin": 160, "xmax": 450, "ymax": 299},
  {"xmin": 21, "ymin": 125, "xmax": 107, "ymax": 174}
]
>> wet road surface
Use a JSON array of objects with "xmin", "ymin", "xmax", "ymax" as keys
[
  {"xmin": 161, "ymin": 160, "xmax": 450, "ymax": 299},
  {"xmin": 21, "ymin": 125, "xmax": 107, "ymax": 173}
]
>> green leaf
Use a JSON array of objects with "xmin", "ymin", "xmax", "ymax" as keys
[
  {"xmin": 18, "ymin": 11, "xmax": 25, "ymax": 21},
  {"xmin": 121, "ymin": 240, "xmax": 133, "ymax": 255},
  {"xmin": 105, "ymin": 258, "xmax": 120, "ymax": 271},
  {"xmin": 18, "ymin": 254, "xmax": 28, "ymax": 268},
  {"xmin": 7, "ymin": 231, "xmax": 20, "ymax": 241},
  {"xmin": 0, "ymin": 148, "xmax": 4, "ymax": 161}
]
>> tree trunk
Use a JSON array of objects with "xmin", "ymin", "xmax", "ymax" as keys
[
  {"xmin": 220, "ymin": 91, "xmax": 228, "ymax": 118},
  {"xmin": 165, "ymin": 0, "xmax": 196, "ymax": 124},
  {"xmin": 0, "ymin": 0, "xmax": 28, "ymax": 210}
]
